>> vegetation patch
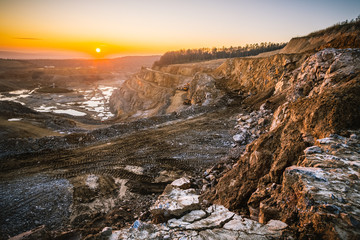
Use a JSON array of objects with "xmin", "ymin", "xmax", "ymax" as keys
[{"xmin": 153, "ymin": 42, "xmax": 287, "ymax": 66}]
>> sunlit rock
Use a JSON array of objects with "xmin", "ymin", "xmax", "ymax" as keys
[
  {"xmin": 150, "ymin": 187, "xmax": 200, "ymax": 223},
  {"xmin": 170, "ymin": 177, "xmax": 191, "ymax": 189}
]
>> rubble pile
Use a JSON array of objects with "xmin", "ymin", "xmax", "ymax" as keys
[
  {"xmin": 232, "ymin": 105, "xmax": 273, "ymax": 146},
  {"xmin": 109, "ymin": 178, "xmax": 290, "ymax": 240}
]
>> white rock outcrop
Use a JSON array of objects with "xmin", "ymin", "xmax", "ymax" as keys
[
  {"xmin": 150, "ymin": 178, "xmax": 200, "ymax": 221},
  {"xmin": 110, "ymin": 178, "xmax": 289, "ymax": 239}
]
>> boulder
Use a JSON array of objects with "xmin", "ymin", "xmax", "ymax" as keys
[
  {"xmin": 233, "ymin": 133, "xmax": 247, "ymax": 143},
  {"xmin": 170, "ymin": 177, "xmax": 191, "ymax": 190},
  {"xmin": 265, "ymin": 220, "xmax": 288, "ymax": 231},
  {"xmin": 150, "ymin": 186, "xmax": 200, "ymax": 223},
  {"xmin": 116, "ymin": 205, "xmax": 289, "ymax": 239}
]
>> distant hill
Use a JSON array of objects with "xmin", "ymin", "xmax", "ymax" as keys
[
  {"xmin": 0, "ymin": 55, "xmax": 160, "ymax": 92},
  {"xmin": 0, "ymin": 55, "xmax": 160, "ymax": 72},
  {"xmin": 27, "ymin": 55, "xmax": 161, "ymax": 71},
  {"xmin": 0, "ymin": 51, "xmax": 89, "ymax": 59}
]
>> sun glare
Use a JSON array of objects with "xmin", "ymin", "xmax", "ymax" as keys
[{"xmin": 96, "ymin": 48, "xmax": 101, "ymax": 53}]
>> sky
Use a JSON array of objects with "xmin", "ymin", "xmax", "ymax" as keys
[{"xmin": 0, "ymin": 0, "xmax": 359, "ymax": 59}]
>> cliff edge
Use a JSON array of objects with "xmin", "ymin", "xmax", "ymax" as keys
[
  {"xmin": 202, "ymin": 33, "xmax": 360, "ymax": 239},
  {"xmin": 280, "ymin": 21, "xmax": 360, "ymax": 54}
]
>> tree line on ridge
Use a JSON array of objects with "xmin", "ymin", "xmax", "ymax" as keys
[{"xmin": 153, "ymin": 42, "xmax": 287, "ymax": 66}]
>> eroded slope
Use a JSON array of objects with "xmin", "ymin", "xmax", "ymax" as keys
[
  {"xmin": 109, "ymin": 59, "xmax": 226, "ymax": 119},
  {"xmin": 205, "ymin": 48, "xmax": 360, "ymax": 239}
]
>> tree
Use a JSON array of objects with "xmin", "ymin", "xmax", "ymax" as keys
[{"xmin": 153, "ymin": 42, "xmax": 287, "ymax": 67}]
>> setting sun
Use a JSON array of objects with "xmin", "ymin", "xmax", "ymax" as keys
[{"xmin": 0, "ymin": 0, "xmax": 360, "ymax": 239}]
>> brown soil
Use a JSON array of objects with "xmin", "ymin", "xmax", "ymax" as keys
[
  {"xmin": 36, "ymin": 87, "xmax": 73, "ymax": 93},
  {"xmin": 280, "ymin": 22, "xmax": 360, "ymax": 54},
  {"xmin": 0, "ymin": 104, "xmax": 241, "ymax": 239},
  {"xmin": 0, "ymin": 118, "xmax": 62, "ymax": 139}
]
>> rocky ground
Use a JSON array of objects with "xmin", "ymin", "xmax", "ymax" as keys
[
  {"xmin": 111, "ymin": 177, "xmax": 290, "ymax": 240},
  {"xmin": 94, "ymin": 115, "xmax": 360, "ymax": 240},
  {"xmin": 0, "ymin": 100, "xmax": 244, "ymax": 239},
  {"xmin": 98, "ymin": 130, "xmax": 360, "ymax": 240},
  {"xmin": 1, "ymin": 24, "xmax": 360, "ymax": 240},
  {"xmin": 0, "ymin": 96, "xmax": 284, "ymax": 240}
]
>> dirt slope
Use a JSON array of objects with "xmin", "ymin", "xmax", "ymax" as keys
[{"xmin": 280, "ymin": 21, "xmax": 360, "ymax": 54}]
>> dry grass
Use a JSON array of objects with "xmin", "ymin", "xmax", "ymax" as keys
[{"xmin": 306, "ymin": 19, "xmax": 360, "ymax": 38}]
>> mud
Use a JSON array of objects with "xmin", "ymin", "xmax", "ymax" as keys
[
  {"xmin": 0, "ymin": 103, "xmax": 242, "ymax": 239},
  {"xmin": 0, "ymin": 175, "xmax": 72, "ymax": 237}
]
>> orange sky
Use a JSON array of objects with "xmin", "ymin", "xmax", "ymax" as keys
[{"xmin": 1, "ymin": 0, "xmax": 359, "ymax": 59}]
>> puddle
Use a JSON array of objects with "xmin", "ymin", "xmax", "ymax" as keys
[
  {"xmin": 0, "ymin": 94, "xmax": 24, "ymax": 104},
  {"xmin": 0, "ymin": 89, "xmax": 35, "ymax": 104},
  {"xmin": 35, "ymin": 106, "xmax": 87, "ymax": 117},
  {"xmin": 35, "ymin": 105, "xmax": 56, "ymax": 112},
  {"xmin": 53, "ymin": 109, "xmax": 87, "ymax": 117},
  {"xmin": 76, "ymin": 86, "xmax": 116, "ymax": 120},
  {"xmin": 9, "ymin": 89, "xmax": 30, "ymax": 95},
  {"xmin": 0, "ymin": 85, "xmax": 121, "ymax": 121},
  {"xmin": 8, "ymin": 118, "xmax": 22, "ymax": 122}
]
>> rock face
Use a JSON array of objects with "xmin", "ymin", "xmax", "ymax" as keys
[
  {"xmin": 205, "ymin": 48, "xmax": 360, "ymax": 239},
  {"xmin": 150, "ymin": 185, "xmax": 200, "ymax": 223},
  {"xmin": 109, "ymin": 60, "xmax": 225, "ymax": 119},
  {"xmin": 258, "ymin": 133, "xmax": 360, "ymax": 239},
  {"xmin": 214, "ymin": 53, "xmax": 309, "ymax": 102},
  {"xmin": 102, "ymin": 46, "xmax": 360, "ymax": 239}
]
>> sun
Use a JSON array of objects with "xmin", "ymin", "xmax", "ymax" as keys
[{"xmin": 96, "ymin": 48, "xmax": 101, "ymax": 53}]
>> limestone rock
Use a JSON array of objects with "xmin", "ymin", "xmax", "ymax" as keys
[
  {"xmin": 179, "ymin": 210, "xmax": 207, "ymax": 223},
  {"xmin": 265, "ymin": 220, "xmax": 288, "ymax": 231},
  {"xmin": 224, "ymin": 215, "xmax": 265, "ymax": 234},
  {"xmin": 170, "ymin": 177, "xmax": 191, "ymax": 190},
  {"xmin": 260, "ymin": 133, "xmax": 360, "ymax": 239},
  {"xmin": 233, "ymin": 108, "xmax": 272, "ymax": 147},
  {"xmin": 184, "ymin": 205, "xmax": 235, "ymax": 230},
  {"xmin": 303, "ymin": 145, "xmax": 322, "ymax": 155},
  {"xmin": 233, "ymin": 133, "xmax": 247, "ymax": 143},
  {"xmin": 114, "ymin": 175, "xmax": 290, "ymax": 239},
  {"xmin": 116, "ymin": 205, "xmax": 288, "ymax": 240},
  {"xmin": 206, "ymin": 48, "xmax": 360, "ymax": 239},
  {"xmin": 150, "ymin": 187, "xmax": 200, "ymax": 223}
]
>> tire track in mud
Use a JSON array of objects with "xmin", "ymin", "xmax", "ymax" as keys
[
  {"xmin": 1, "ymin": 114, "xmax": 234, "ymax": 184},
  {"xmin": 0, "ymin": 175, "xmax": 72, "ymax": 239},
  {"xmin": 0, "ymin": 107, "xmax": 239, "ymax": 238}
]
